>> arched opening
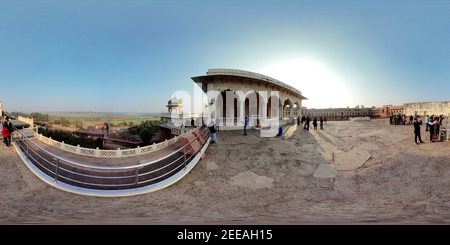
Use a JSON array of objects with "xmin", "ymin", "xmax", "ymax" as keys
[
  {"xmin": 216, "ymin": 89, "xmax": 239, "ymax": 126},
  {"xmin": 294, "ymin": 101, "xmax": 300, "ymax": 117},
  {"xmin": 283, "ymin": 99, "xmax": 293, "ymax": 119},
  {"xmin": 266, "ymin": 95, "xmax": 281, "ymax": 119}
]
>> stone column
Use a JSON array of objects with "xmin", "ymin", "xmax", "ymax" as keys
[
  {"xmin": 260, "ymin": 102, "xmax": 267, "ymax": 120},
  {"xmin": 280, "ymin": 105, "xmax": 283, "ymax": 120},
  {"xmin": 239, "ymin": 100, "xmax": 245, "ymax": 125},
  {"xmin": 290, "ymin": 105, "xmax": 294, "ymax": 118}
]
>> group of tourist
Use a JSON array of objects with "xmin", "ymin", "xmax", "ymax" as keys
[
  {"xmin": 412, "ymin": 114, "xmax": 446, "ymax": 145},
  {"xmin": 1, "ymin": 117, "xmax": 14, "ymax": 147},
  {"xmin": 299, "ymin": 115, "xmax": 325, "ymax": 131},
  {"xmin": 207, "ymin": 114, "xmax": 329, "ymax": 141},
  {"xmin": 389, "ymin": 114, "xmax": 415, "ymax": 125}
]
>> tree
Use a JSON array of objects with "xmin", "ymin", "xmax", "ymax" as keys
[
  {"xmin": 29, "ymin": 112, "xmax": 49, "ymax": 122},
  {"xmin": 75, "ymin": 121, "xmax": 83, "ymax": 129},
  {"xmin": 61, "ymin": 117, "xmax": 70, "ymax": 127},
  {"xmin": 139, "ymin": 128, "xmax": 154, "ymax": 144}
]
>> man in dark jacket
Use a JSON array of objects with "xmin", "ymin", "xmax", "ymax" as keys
[
  {"xmin": 306, "ymin": 116, "xmax": 310, "ymax": 131},
  {"xmin": 208, "ymin": 121, "xmax": 217, "ymax": 143},
  {"xmin": 413, "ymin": 118, "xmax": 424, "ymax": 145}
]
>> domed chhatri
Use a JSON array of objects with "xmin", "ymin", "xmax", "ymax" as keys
[{"xmin": 167, "ymin": 96, "xmax": 182, "ymax": 106}]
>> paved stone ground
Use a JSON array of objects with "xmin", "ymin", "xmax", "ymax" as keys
[{"xmin": 1, "ymin": 119, "xmax": 450, "ymax": 224}]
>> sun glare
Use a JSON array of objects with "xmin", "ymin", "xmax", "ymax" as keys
[{"xmin": 264, "ymin": 60, "xmax": 349, "ymax": 109}]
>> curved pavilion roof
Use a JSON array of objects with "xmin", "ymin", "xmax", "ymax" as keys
[{"xmin": 191, "ymin": 68, "xmax": 307, "ymax": 100}]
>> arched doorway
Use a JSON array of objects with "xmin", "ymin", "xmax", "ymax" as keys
[{"xmin": 266, "ymin": 95, "xmax": 281, "ymax": 119}]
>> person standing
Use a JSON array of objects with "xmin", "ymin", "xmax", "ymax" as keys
[
  {"xmin": 306, "ymin": 116, "xmax": 310, "ymax": 131},
  {"xmin": 208, "ymin": 121, "xmax": 217, "ymax": 143},
  {"xmin": 4, "ymin": 117, "xmax": 13, "ymax": 146},
  {"xmin": 313, "ymin": 118, "xmax": 318, "ymax": 130},
  {"xmin": 428, "ymin": 119, "xmax": 437, "ymax": 142},
  {"xmin": 434, "ymin": 117, "xmax": 441, "ymax": 140},
  {"xmin": 324, "ymin": 116, "xmax": 327, "ymax": 124},
  {"xmin": 409, "ymin": 115, "xmax": 413, "ymax": 125},
  {"xmin": 425, "ymin": 115, "xmax": 429, "ymax": 132},
  {"xmin": 2, "ymin": 122, "xmax": 10, "ymax": 147},
  {"xmin": 320, "ymin": 117, "xmax": 324, "ymax": 130},
  {"xmin": 413, "ymin": 118, "xmax": 424, "ymax": 145},
  {"xmin": 242, "ymin": 117, "xmax": 248, "ymax": 136},
  {"xmin": 297, "ymin": 116, "xmax": 300, "ymax": 126}
]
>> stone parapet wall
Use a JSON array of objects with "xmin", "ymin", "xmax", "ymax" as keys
[{"xmin": 404, "ymin": 101, "xmax": 450, "ymax": 117}]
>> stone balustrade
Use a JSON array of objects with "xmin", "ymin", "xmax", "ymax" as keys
[{"xmin": 34, "ymin": 128, "xmax": 197, "ymax": 158}]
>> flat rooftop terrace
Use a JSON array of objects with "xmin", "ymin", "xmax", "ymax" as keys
[{"xmin": 2, "ymin": 118, "xmax": 450, "ymax": 224}]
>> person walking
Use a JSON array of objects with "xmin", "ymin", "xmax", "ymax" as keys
[
  {"xmin": 320, "ymin": 117, "xmax": 324, "ymax": 130},
  {"xmin": 297, "ymin": 116, "xmax": 300, "ymax": 126},
  {"xmin": 409, "ymin": 115, "xmax": 413, "ymax": 125},
  {"xmin": 208, "ymin": 121, "xmax": 217, "ymax": 143},
  {"xmin": 2, "ymin": 122, "xmax": 10, "ymax": 147},
  {"xmin": 413, "ymin": 118, "xmax": 424, "ymax": 145},
  {"xmin": 324, "ymin": 116, "xmax": 327, "ymax": 124},
  {"xmin": 242, "ymin": 117, "xmax": 248, "ymax": 136},
  {"xmin": 313, "ymin": 118, "xmax": 318, "ymax": 130}
]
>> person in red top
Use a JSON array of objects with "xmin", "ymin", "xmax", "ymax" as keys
[{"xmin": 2, "ymin": 122, "xmax": 10, "ymax": 147}]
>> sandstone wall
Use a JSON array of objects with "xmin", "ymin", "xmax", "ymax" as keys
[{"xmin": 404, "ymin": 101, "xmax": 450, "ymax": 117}]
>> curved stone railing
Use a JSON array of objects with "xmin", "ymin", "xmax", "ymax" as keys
[
  {"xmin": 34, "ymin": 127, "xmax": 198, "ymax": 158},
  {"xmin": 12, "ymin": 126, "xmax": 211, "ymax": 197}
]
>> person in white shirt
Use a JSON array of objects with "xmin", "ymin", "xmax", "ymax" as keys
[{"xmin": 428, "ymin": 118, "xmax": 439, "ymax": 142}]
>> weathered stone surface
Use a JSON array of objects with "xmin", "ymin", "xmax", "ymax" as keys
[
  {"xmin": 313, "ymin": 164, "xmax": 337, "ymax": 179},
  {"xmin": 229, "ymin": 171, "xmax": 274, "ymax": 189},
  {"xmin": 206, "ymin": 161, "xmax": 219, "ymax": 170},
  {"xmin": 334, "ymin": 147, "xmax": 371, "ymax": 171}
]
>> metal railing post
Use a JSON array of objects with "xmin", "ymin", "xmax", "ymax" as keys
[
  {"xmin": 55, "ymin": 159, "xmax": 59, "ymax": 182},
  {"xmin": 26, "ymin": 138, "xmax": 29, "ymax": 160},
  {"xmin": 135, "ymin": 168, "xmax": 139, "ymax": 185},
  {"xmin": 184, "ymin": 146, "xmax": 187, "ymax": 170}
]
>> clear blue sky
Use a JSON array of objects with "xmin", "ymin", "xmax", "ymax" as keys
[{"xmin": 1, "ymin": 0, "xmax": 450, "ymax": 113}]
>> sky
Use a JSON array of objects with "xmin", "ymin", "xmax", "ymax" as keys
[{"xmin": 1, "ymin": 0, "xmax": 450, "ymax": 113}]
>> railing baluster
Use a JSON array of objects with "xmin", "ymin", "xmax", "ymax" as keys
[{"xmin": 135, "ymin": 168, "xmax": 139, "ymax": 185}]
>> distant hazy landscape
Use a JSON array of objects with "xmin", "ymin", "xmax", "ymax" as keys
[{"xmin": 10, "ymin": 111, "xmax": 161, "ymax": 127}]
